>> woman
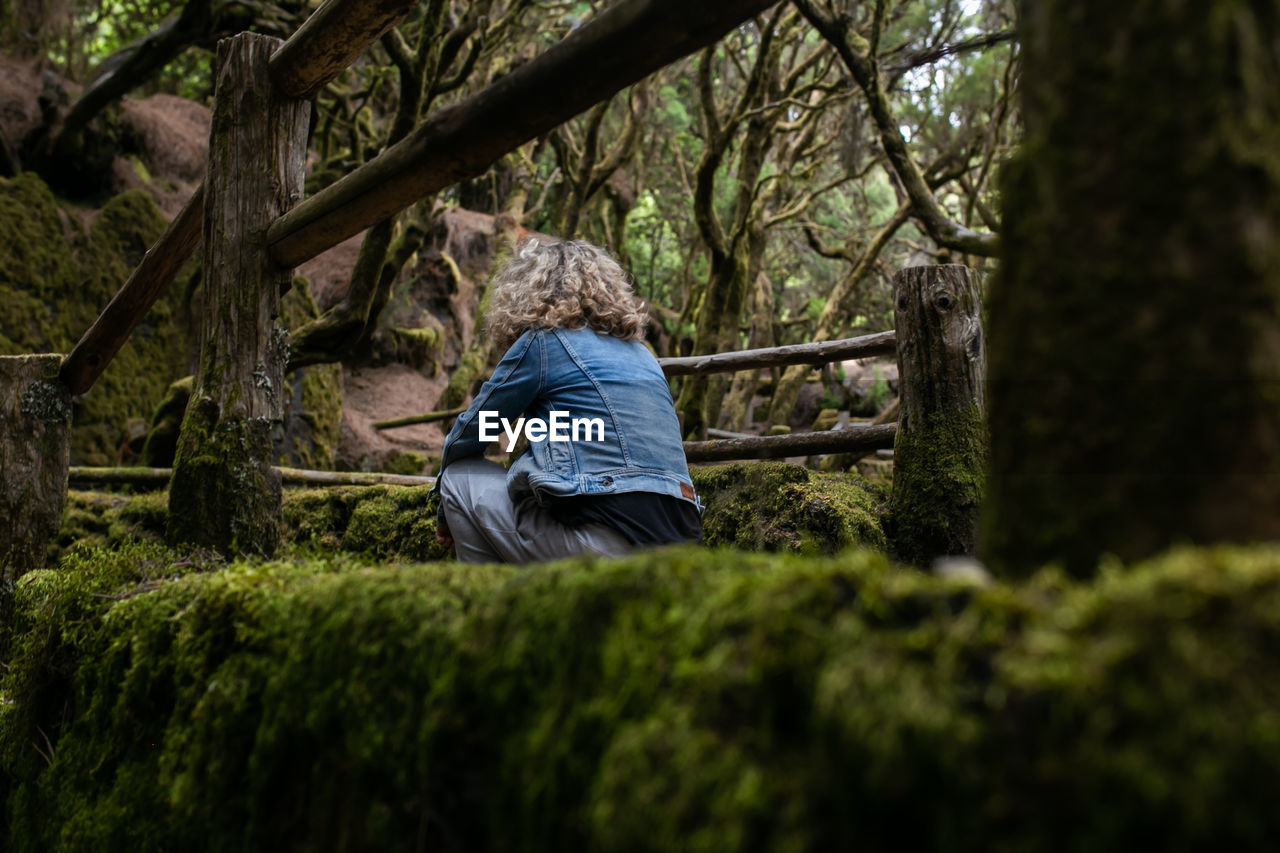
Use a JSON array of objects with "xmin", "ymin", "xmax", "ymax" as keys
[{"xmin": 435, "ymin": 238, "xmax": 702, "ymax": 564}]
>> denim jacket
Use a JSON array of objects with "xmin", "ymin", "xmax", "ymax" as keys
[{"xmin": 439, "ymin": 327, "xmax": 700, "ymax": 510}]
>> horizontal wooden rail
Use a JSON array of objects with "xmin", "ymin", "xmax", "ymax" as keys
[
  {"xmin": 684, "ymin": 424, "xmax": 898, "ymax": 463},
  {"xmin": 658, "ymin": 331, "xmax": 896, "ymax": 377},
  {"xmin": 59, "ymin": 0, "xmax": 416, "ymax": 396},
  {"xmin": 68, "ymin": 466, "xmax": 437, "ymax": 489},
  {"xmin": 269, "ymin": 0, "xmax": 415, "ymax": 100},
  {"xmin": 373, "ymin": 407, "xmax": 467, "ymax": 430},
  {"xmin": 266, "ymin": 0, "xmax": 779, "ymax": 268},
  {"xmin": 60, "ymin": 187, "xmax": 204, "ymax": 395}
]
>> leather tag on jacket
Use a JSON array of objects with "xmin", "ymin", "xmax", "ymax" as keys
[{"xmin": 681, "ymin": 482, "xmax": 695, "ymax": 500}]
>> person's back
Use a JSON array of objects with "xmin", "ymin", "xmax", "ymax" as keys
[{"xmin": 434, "ymin": 239, "xmax": 701, "ymax": 564}]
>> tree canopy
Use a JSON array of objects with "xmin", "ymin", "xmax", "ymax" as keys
[{"xmin": 1, "ymin": 1, "xmax": 1014, "ymax": 420}]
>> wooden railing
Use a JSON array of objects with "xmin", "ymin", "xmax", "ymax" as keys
[{"xmin": 1, "ymin": 0, "xmax": 984, "ymax": 571}]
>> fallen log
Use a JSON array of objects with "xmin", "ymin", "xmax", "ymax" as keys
[
  {"xmin": 658, "ymin": 331, "xmax": 896, "ymax": 377},
  {"xmin": 373, "ymin": 407, "xmax": 467, "ymax": 430},
  {"xmin": 683, "ymin": 424, "xmax": 897, "ymax": 463}
]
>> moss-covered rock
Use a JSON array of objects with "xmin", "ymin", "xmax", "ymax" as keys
[
  {"xmin": 6, "ymin": 544, "xmax": 1280, "ymax": 850},
  {"xmin": 0, "ymin": 175, "xmax": 187, "ymax": 466},
  {"xmin": 139, "ymin": 376, "xmax": 192, "ymax": 468},
  {"xmin": 693, "ymin": 461, "xmax": 886, "ymax": 553},
  {"xmin": 56, "ymin": 462, "xmax": 883, "ymax": 562},
  {"xmin": 380, "ymin": 450, "xmax": 429, "ymax": 475},
  {"xmin": 282, "ymin": 485, "xmax": 449, "ymax": 561}
]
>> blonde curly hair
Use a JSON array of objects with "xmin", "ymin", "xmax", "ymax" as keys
[{"xmin": 485, "ymin": 238, "xmax": 648, "ymax": 351}]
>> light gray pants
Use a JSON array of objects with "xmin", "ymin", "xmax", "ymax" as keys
[{"xmin": 439, "ymin": 457, "xmax": 632, "ymax": 564}]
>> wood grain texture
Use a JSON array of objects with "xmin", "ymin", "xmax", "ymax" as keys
[
  {"xmin": 167, "ymin": 34, "xmax": 309, "ymax": 556},
  {"xmin": 1, "ymin": 354, "xmax": 72, "ymax": 581},
  {"xmin": 684, "ymin": 424, "xmax": 897, "ymax": 463},
  {"xmin": 889, "ymin": 264, "xmax": 986, "ymax": 564}
]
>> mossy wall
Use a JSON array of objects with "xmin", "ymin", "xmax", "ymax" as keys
[
  {"xmin": 0, "ymin": 174, "xmax": 186, "ymax": 465},
  {"xmin": 0, "ymin": 174, "xmax": 342, "ymax": 472},
  {"xmin": 692, "ymin": 461, "xmax": 886, "ymax": 553},
  {"xmin": 5, "ymin": 543, "xmax": 1280, "ymax": 850}
]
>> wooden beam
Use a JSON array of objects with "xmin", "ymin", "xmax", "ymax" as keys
[
  {"xmin": 373, "ymin": 407, "xmax": 467, "ymax": 430},
  {"xmin": 658, "ymin": 331, "xmax": 897, "ymax": 377},
  {"xmin": 60, "ymin": 0, "xmax": 414, "ymax": 396},
  {"xmin": 683, "ymin": 424, "xmax": 897, "ymax": 463},
  {"xmin": 269, "ymin": 0, "xmax": 416, "ymax": 99},
  {"xmin": 266, "ymin": 0, "xmax": 780, "ymax": 268}
]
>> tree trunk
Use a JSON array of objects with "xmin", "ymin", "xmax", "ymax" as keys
[
  {"xmin": 0, "ymin": 355, "xmax": 72, "ymax": 582},
  {"xmin": 167, "ymin": 34, "xmax": 308, "ymax": 556},
  {"xmin": 890, "ymin": 265, "xmax": 986, "ymax": 567},
  {"xmin": 983, "ymin": 0, "xmax": 1280, "ymax": 576},
  {"xmin": 683, "ymin": 423, "xmax": 896, "ymax": 463}
]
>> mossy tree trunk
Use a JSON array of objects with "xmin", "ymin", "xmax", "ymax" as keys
[
  {"xmin": 983, "ymin": 0, "xmax": 1280, "ymax": 576},
  {"xmin": 890, "ymin": 265, "xmax": 986, "ymax": 566},
  {"xmin": 0, "ymin": 354, "xmax": 71, "ymax": 581},
  {"xmin": 167, "ymin": 34, "xmax": 308, "ymax": 556}
]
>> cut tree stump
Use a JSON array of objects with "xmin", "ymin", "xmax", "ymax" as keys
[
  {"xmin": 889, "ymin": 265, "xmax": 987, "ymax": 566},
  {"xmin": 167, "ymin": 34, "xmax": 308, "ymax": 556},
  {"xmin": 1, "ymin": 354, "xmax": 72, "ymax": 581}
]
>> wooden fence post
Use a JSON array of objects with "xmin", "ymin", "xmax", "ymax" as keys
[
  {"xmin": 1, "ymin": 354, "xmax": 72, "ymax": 582},
  {"xmin": 167, "ymin": 33, "xmax": 308, "ymax": 556},
  {"xmin": 889, "ymin": 264, "xmax": 987, "ymax": 566}
]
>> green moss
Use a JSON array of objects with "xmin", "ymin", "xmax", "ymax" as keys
[
  {"xmin": 890, "ymin": 404, "xmax": 987, "ymax": 567},
  {"xmin": 387, "ymin": 326, "xmax": 442, "ymax": 369},
  {"xmin": 57, "ymin": 465, "xmax": 883, "ymax": 562},
  {"xmin": 8, "ymin": 544, "xmax": 1280, "ymax": 849},
  {"xmin": 167, "ymin": 393, "xmax": 282, "ymax": 557},
  {"xmin": 140, "ymin": 375, "xmax": 192, "ymax": 467},
  {"xmin": 289, "ymin": 363, "xmax": 342, "ymax": 469},
  {"xmin": 443, "ymin": 343, "xmax": 489, "ymax": 409},
  {"xmin": 0, "ymin": 176, "xmax": 186, "ymax": 466},
  {"xmin": 692, "ymin": 461, "xmax": 886, "ymax": 553},
  {"xmin": 381, "ymin": 450, "xmax": 428, "ymax": 475}
]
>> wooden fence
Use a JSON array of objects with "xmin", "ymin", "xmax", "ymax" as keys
[{"xmin": 0, "ymin": 0, "xmax": 985, "ymax": 573}]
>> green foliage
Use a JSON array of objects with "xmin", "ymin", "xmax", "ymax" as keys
[{"xmin": 7, "ymin": 544, "xmax": 1280, "ymax": 850}]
